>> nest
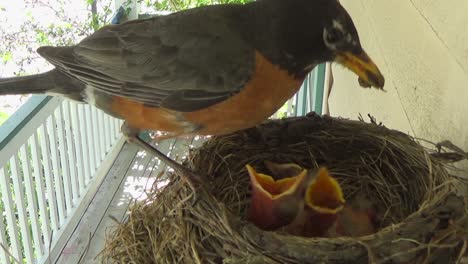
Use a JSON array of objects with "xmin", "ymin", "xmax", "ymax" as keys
[{"xmin": 102, "ymin": 114, "xmax": 468, "ymax": 263}]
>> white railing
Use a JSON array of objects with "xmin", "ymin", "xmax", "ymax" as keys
[{"xmin": 0, "ymin": 96, "xmax": 124, "ymax": 264}]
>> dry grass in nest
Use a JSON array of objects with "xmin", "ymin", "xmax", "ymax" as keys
[{"xmin": 101, "ymin": 115, "xmax": 468, "ymax": 263}]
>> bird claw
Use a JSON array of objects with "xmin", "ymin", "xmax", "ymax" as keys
[{"xmin": 121, "ymin": 122, "xmax": 201, "ymax": 193}]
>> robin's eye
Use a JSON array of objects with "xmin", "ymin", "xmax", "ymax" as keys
[
  {"xmin": 323, "ymin": 27, "xmax": 345, "ymax": 49},
  {"xmin": 326, "ymin": 28, "xmax": 343, "ymax": 43}
]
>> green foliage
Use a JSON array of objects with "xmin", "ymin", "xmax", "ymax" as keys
[
  {"xmin": 1, "ymin": 51, "xmax": 12, "ymax": 64},
  {"xmin": 140, "ymin": 0, "xmax": 252, "ymax": 12},
  {"xmin": 0, "ymin": 111, "xmax": 9, "ymax": 125},
  {"xmin": 35, "ymin": 30, "xmax": 50, "ymax": 45},
  {"xmin": 90, "ymin": 13, "xmax": 101, "ymax": 31}
]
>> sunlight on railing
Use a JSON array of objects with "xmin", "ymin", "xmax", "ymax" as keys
[{"xmin": 0, "ymin": 98, "xmax": 123, "ymax": 264}]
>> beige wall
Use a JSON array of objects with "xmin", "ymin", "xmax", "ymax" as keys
[{"xmin": 327, "ymin": 0, "xmax": 468, "ymax": 172}]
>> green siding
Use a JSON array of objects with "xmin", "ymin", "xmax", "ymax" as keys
[{"xmin": 294, "ymin": 63, "xmax": 326, "ymax": 116}]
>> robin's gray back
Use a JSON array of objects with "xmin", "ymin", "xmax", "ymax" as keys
[{"xmin": 38, "ymin": 4, "xmax": 255, "ymax": 112}]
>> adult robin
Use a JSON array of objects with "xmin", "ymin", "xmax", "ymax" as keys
[{"xmin": 0, "ymin": 0, "xmax": 385, "ymax": 177}]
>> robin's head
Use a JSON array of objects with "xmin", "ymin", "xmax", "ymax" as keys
[
  {"xmin": 319, "ymin": 2, "xmax": 385, "ymax": 89},
  {"xmin": 254, "ymin": 0, "xmax": 385, "ymax": 89}
]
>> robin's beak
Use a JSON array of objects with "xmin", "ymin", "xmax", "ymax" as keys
[
  {"xmin": 336, "ymin": 50, "xmax": 385, "ymax": 89},
  {"xmin": 305, "ymin": 167, "xmax": 345, "ymax": 214},
  {"xmin": 282, "ymin": 167, "xmax": 345, "ymax": 237},
  {"xmin": 246, "ymin": 164, "xmax": 308, "ymax": 230}
]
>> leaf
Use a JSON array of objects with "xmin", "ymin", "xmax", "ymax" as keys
[
  {"xmin": 0, "ymin": 111, "xmax": 10, "ymax": 126},
  {"xmin": 35, "ymin": 30, "xmax": 50, "ymax": 45},
  {"xmin": 26, "ymin": 10, "xmax": 33, "ymax": 19},
  {"xmin": 1, "ymin": 51, "xmax": 12, "ymax": 63}
]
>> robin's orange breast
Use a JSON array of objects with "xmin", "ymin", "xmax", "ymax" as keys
[{"xmin": 110, "ymin": 51, "xmax": 303, "ymax": 136}]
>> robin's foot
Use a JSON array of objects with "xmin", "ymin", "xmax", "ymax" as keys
[
  {"xmin": 149, "ymin": 131, "xmax": 183, "ymax": 143},
  {"xmin": 120, "ymin": 122, "xmax": 201, "ymax": 185}
]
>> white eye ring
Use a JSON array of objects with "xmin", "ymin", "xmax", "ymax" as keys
[{"xmin": 323, "ymin": 27, "xmax": 345, "ymax": 50}]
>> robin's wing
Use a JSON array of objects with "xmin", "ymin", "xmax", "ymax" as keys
[{"xmin": 38, "ymin": 5, "xmax": 255, "ymax": 112}]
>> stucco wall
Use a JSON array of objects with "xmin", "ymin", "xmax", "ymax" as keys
[{"xmin": 327, "ymin": 0, "xmax": 468, "ymax": 172}]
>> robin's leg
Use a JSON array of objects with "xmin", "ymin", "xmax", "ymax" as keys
[
  {"xmin": 120, "ymin": 122, "xmax": 200, "ymax": 184},
  {"xmin": 149, "ymin": 131, "xmax": 183, "ymax": 142}
]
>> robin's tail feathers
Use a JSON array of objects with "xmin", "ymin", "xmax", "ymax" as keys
[{"xmin": 0, "ymin": 70, "xmax": 55, "ymax": 95}]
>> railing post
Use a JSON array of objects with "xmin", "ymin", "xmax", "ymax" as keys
[
  {"xmin": 295, "ymin": 75, "xmax": 309, "ymax": 116},
  {"xmin": 0, "ymin": 205, "xmax": 9, "ymax": 263},
  {"xmin": 69, "ymin": 102, "xmax": 87, "ymax": 195},
  {"xmin": 20, "ymin": 144, "xmax": 44, "ymax": 256},
  {"xmin": 10, "ymin": 154, "xmax": 35, "ymax": 263},
  {"xmin": 30, "ymin": 132, "xmax": 52, "ymax": 247},
  {"xmin": 0, "ymin": 167, "xmax": 23, "ymax": 262},
  {"xmin": 312, "ymin": 63, "xmax": 326, "ymax": 115}
]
